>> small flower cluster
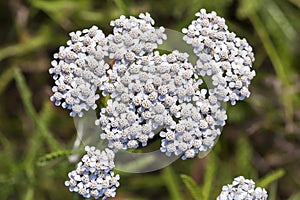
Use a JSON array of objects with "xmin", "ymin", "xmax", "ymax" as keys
[
  {"xmin": 97, "ymin": 50, "xmax": 227, "ymax": 159},
  {"xmin": 160, "ymin": 96, "xmax": 227, "ymax": 160},
  {"xmin": 49, "ymin": 25, "xmax": 109, "ymax": 117},
  {"xmin": 217, "ymin": 176, "xmax": 268, "ymax": 200},
  {"xmin": 182, "ymin": 9, "xmax": 255, "ymax": 105},
  {"xmin": 107, "ymin": 12, "xmax": 167, "ymax": 62},
  {"xmin": 65, "ymin": 146, "xmax": 120, "ymax": 199}
]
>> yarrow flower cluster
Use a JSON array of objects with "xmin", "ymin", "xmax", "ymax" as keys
[
  {"xmin": 65, "ymin": 146, "xmax": 120, "ymax": 199},
  {"xmin": 97, "ymin": 49, "xmax": 227, "ymax": 159},
  {"xmin": 49, "ymin": 13, "xmax": 166, "ymax": 117},
  {"xmin": 107, "ymin": 12, "xmax": 166, "ymax": 61},
  {"xmin": 49, "ymin": 9, "xmax": 259, "ymax": 199},
  {"xmin": 49, "ymin": 26, "xmax": 109, "ymax": 117},
  {"xmin": 217, "ymin": 176, "xmax": 268, "ymax": 200},
  {"xmin": 182, "ymin": 9, "xmax": 255, "ymax": 105}
]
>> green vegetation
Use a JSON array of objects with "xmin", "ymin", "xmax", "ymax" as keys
[{"xmin": 0, "ymin": 0, "xmax": 299, "ymax": 199}]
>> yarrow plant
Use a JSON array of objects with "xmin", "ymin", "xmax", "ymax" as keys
[{"xmin": 49, "ymin": 9, "xmax": 266, "ymax": 199}]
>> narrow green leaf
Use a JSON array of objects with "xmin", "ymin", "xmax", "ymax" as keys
[
  {"xmin": 257, "ymin": 169, "xmax": 285, "ymax": 188},
  {"xmin": 163, "ymin": 166, "xmax": 184, "ymax": 200},
  {"xmin": 37, "ymin": 150, "xmax": 76, "ymax": 166},
  {"xmin": 240, "ymin": 0, "xmax": 296, "ymax": 125},
  {"xmin": 0, "ymin": 67, "xmax": 14, "ymax": 95},
  {"xmin": 201, "ymin": 153, "xmax": 217, "ymax": 200},
  {"xmin": 180, "ymin": 174, "xmax": 202, "ymax": 200},
  {"xmin": 0, "ymin": 27, "xmax": 50, "ymax": 61},
  {"xmin": 268, "ymin": 182, "xmax": 278, "ymax": 200},
  {"xmin": 265, "ymin": 0, "xmax": 297, "ymax": 41},
  {"xmin": 235, "ymin": 136, "xmax": 256, "ymax": 177},
  {"xmin": 13, "ymin": 67, "xmax": 61, "ymax": 150}
]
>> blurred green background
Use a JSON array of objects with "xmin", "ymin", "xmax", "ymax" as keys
[{"xmin": 0, "ymin": 0, "xmax": 300, "ymax": 199}]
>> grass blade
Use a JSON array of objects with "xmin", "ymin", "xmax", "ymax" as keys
[
  {"xmin": 13, "ymin": 67, "xmax": 61, "ymax": 150},
  {"xmin": 163, "ymin": 166, "xmax": 184, "ymax": 200},
  {"xmin": 201, "ymin": 153, "xmax": 217, "ymax": 200},
  {"xmin": 180, "ymin": 174, "xmax": 202, "ymax": 200},
  {"xmin": 257, "ymin": 169, "xmax": 285, "ymax": 188}
]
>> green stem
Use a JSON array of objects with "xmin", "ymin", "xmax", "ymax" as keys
[
  {"xmin": 246, "ymin": 7, "xmax": 294, "ymax": 127},
  {"xmin": 163, "ymin": 166, "xmax": 184, "ymax": 200},
  {"xmin": 13, "ymin": 67, "xmax": 61, "ymax": 150}
]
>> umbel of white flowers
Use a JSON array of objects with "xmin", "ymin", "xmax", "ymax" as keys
[{"xmin": 49, "ymin": 10, "xmax": 259, "ymax": 199}]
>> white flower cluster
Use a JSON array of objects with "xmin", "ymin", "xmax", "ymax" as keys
[
  {"xmin": 182, "ymin": 9, "xmax": 255, "ymax": 105},
  {"xmin": 107, "ymin": 12, "xmax": 166, "ymax": 62},
  {"xmin": 96, "ymin": 50, "xmax": 227, "ymax": 159},
  {"xmin": 65, "ymin": 146, "xmax": 120, "ymax": 199},
  {"xmin": 217, "ymin": 176, "xmax": 268, "ymax": 200},
  {"xmin": 49, "ymin": 13, "xmax": 166, "ymax": 117},
  {"xmin": 49, "ymin": 10, "xmax": 258, "ymax": 199},
  {"xmin": 49, "ymin": 26, "xmax": 109, "ymax": 117}
]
